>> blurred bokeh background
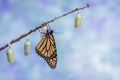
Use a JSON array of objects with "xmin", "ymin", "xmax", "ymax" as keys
[{"xmin": 0, "ymin": 0, "xmax": 120, "ymax": 80}]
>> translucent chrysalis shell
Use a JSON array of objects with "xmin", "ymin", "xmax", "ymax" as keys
[
  {"xmin": 40, "ymin": 25, "xmax": 48, "ymax": 37},
  {"xmin": 75, "ymin": 13, "xmax": 82, "ymax": 28},
  {"xmin": 6, "ymin": 48, "xmax": 14, "ymax": 63},
  {"xmin": 24, "ymin": 40, "xmax": 31, "ymax": 56},
  {"xmin": 41, "ymin": 25, "xmax": 47, "ymax": 33}
]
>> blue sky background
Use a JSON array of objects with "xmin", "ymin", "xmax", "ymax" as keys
[{"xmin": 0, "ymin": 0, "xmax": 120, "ymax": 80}]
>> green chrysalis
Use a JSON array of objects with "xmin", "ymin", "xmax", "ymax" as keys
[
  {"xmin": 24, "ymin": 39, "xmax": 31, "ymax": 56},
  {"xmin": 6, "ymin": 48, "xmax": 14, "ymax": 63},
  {"xmin": 75, "ymin": 13, "xmax": 82, "ymax": 28}
]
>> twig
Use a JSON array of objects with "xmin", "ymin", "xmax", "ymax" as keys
[{"xmin": 0, "ymin": 4, "xmax": 89, "ymax": 51}]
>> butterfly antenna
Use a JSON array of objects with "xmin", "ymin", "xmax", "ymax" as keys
[{"xmin": 53, "ymin": 31, "xmax": 62, "ymax": 35}]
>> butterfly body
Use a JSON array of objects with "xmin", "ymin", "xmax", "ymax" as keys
[{"xmin": 35, "ymin": 28, "xmax": 57, "ymax": 69}]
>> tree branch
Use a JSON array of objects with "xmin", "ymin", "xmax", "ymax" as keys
[{"xmin": 0, "ymin": 4, "xmax": 89, "ymax": 51}]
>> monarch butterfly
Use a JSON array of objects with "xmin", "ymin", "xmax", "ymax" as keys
[{"xmin": 35, "ymin": 25, "xmax": 57, "ymax": 69}]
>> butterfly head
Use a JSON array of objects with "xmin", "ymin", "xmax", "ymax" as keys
[{"xmin": 47, "ymin": 29, "xmax": 53, "ymax": 34}]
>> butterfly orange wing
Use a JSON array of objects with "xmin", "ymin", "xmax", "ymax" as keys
[{"xmin": 35, "ymin": 33, "xmax": 57, "ymax": 69}]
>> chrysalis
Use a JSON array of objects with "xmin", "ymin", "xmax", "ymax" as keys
[
  {"xmin": 24, "ymin": 39, "xmax": 31, "ymax": 56},
  {"xmin": 40, "ymin": 25, "xmax": 47, "ymax": 37},
  {"xmin": 41, "ymin": 25, "xmax": 47, "ymax": 33},
  {"xmin": 75, "ymin": 13, "xmax": 82, "ymax": 28},
  {"xmin": 6, "ymin": 47, "xmax": 14, "ymax": 63}
]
